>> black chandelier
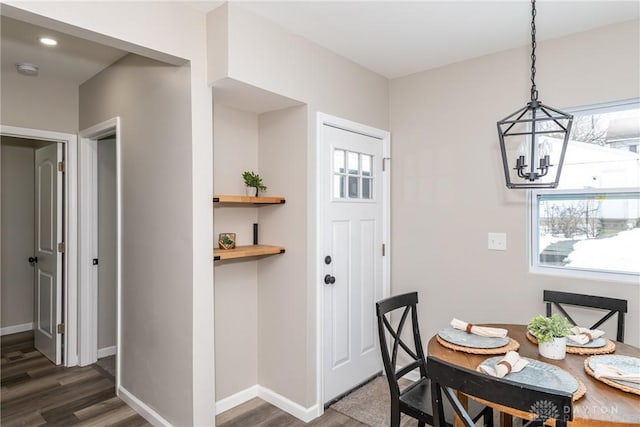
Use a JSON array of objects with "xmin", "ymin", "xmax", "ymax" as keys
[{"xmin": 497, "ymin": 0, "xmax": 573, "ymax": 189}]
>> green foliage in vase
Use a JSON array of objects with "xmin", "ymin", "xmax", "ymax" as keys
[
  {"xmin": 527, "ymin": 314, "xmax": 571, "ymax": 343},
  {"xmin": 242, "ymin": 171, "xmax": 267, "ymax": 192},
  {"xmin": 222, "ymin": 235, "xmax": 234, "ymax": 245}
]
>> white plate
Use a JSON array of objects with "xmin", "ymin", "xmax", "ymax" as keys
[
  {"xmin": 566, "ymin": 337, "xmax": 607, "ymax": 348},
  {"xmin": 588, "ymin": 355, "xmax": 640, "ymax": 391},
  {"xmin": 438, "ymin": 327, "xmax": 509, "ymax": 349},
  {"xmin": 480, "ymin": 357, "xmax": 578, "ymax": 394}
]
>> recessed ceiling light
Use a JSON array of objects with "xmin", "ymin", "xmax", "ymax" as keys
[
  {"xmin": 16, "ymin": 63, "xmax": 39, "ymax": 77},
  {"xmin": 39, "ymin": 37, "xmax": 58, "ymax": 46}
]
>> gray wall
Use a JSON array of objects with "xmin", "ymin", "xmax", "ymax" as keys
[
  {"xmin": 0, "ymin": 72, "xmax": 79, "ymax": 134},
  {"xmin": 98, "ymin": 138, "xmax": 117, "ymax": 351},
  {"xmin": 257, "ymin": 105, "xmax": 309, "ymax": 403},
  {"xmin": 80, "ymin": 54, "xmax": 195, "ymax": 426},
  {"xmin": 389, "ymin": 20, "xmax": 640, "ymax": 347},
  {"xmin": 213, "ymin": 104, "xmax": 259, "ymax": 400},
  {"xmin": 209, "ymin": 5, "xmax": 389, "ymax": 408},
  {"xmin": 0, "ymin": 142, "xmax": 35, "ymax": 330}
]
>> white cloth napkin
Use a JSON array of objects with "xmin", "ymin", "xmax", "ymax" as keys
[
  {"xmin": 451, "ymin": 318, "xmax": 508, "ymax": 338},
  {"xmin": 479, "ymin": 351, "xmax": 529, "ymax": 378},
  {"xmin": 593, "ymin": 364, "xmax": 640, "ymax": 384},
  {"xmin": 567, "ymin": 326, "xmax": 605, "ymax": 345}
]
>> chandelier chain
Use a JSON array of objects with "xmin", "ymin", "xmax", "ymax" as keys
[{"xmin": 530, "ymin": 0, "xmax": 538, "ymax": 101}]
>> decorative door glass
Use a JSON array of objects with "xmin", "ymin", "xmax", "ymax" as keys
[{"xmin": 333, "ymin": 149, "xmax": 373, "ymax": 200}]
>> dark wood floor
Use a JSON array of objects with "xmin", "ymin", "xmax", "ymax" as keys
[
  {"xmin": 216, "ymin": 398, "xmax": 370, "ymax": 427},
  {"xmin": 3, "ymin": 331, "xmax": 412, "ymax": 426},
  {"xmin": 1, "ymin": 331, "xmax": 149, "ymax": 426}
]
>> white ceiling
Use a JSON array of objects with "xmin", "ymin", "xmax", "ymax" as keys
[
  {"xmin": 235, "ymin": 1, "xmax": 640, "ymax": 78},
  {"xmin": 0, "ymin": 16, "xmax": 127, "ymax": 85},
  {"xmin": 1, "ymin": 1, "xmax": 638, "ymax": 85}
]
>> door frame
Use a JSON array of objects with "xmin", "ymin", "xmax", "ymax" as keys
[
  {"xmin": 314, "ymin": 113, "xmax": 391, "ymax": 416},
  {"xmin": 0, "ymin": 124, "xmax": 78, "ymax": 367},
  {"xmin": 78, "ymin": 117, "xmax": 121, "ymax": 390}
]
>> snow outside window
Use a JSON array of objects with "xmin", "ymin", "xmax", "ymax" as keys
[{"xmin": 530, "ymin": 99, "xmax": 640, "ymax": 282}]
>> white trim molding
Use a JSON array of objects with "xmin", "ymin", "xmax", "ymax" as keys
[
  {"xmin": 258, "ymin": 386, "xmax": 318, "ymax": 423},
  {"xmin": 215, "ymin": 385, "xmax": 259, "ymax": 415},
  {"xmin": 118, "ymin": 386, "xmax": 172, "ymax": 427},
  {"xmin": 1, "ymin": 322, "xmax": 34, "ymax": 336},
  {"xmin": 97, "ymin": 345, "xmax": 117, "ymax": 359},
  {"xmin": 214, "ymin": 385, "xmax": 317, "ymax": 422}
]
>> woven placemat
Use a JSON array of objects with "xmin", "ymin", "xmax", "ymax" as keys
[
  {"xmin": 573, "ymin": 379, "xmax": 587, "ymax": 401},
  {"xmin": 526, "ymin": 332, "xmax": 616, "ymax": 355},
  {"xmin": 584, "ymin": 356, "xmax": 640, "ymax": 396},
  {"xmin": 436, "ymin": 335, "xmax": 520, "ymax": 354}
]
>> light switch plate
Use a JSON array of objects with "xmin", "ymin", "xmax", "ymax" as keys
[{"xmin": 488, "ymin": 232, "xmax": 507, "ymax": 251}]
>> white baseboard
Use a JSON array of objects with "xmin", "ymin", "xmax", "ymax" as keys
[
  {"xmin": 214, "ymin": 384, "xmax": 318, "ymax": 423},
  {"xmin": 98, "ymin": 345, "xmax": 117, "ymax": 358},
  {"xmin": 258, "ymin": 385, "xmax": 318, "ymax": 423},
  {"xmin": 215, "ymin": 385, "xmax": 259, "ymax": 415},
  {"xmin": 118, "ymin": 386, "xmax": 172, "ymax": 427},
  {"xmin": 1, "ymin": 322, "xmax": 33, "ymax": 336}
]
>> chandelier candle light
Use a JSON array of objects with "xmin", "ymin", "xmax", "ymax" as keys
[{"xmin": 497, "ymin": 0, "xmax": 573, "ymax": 189}]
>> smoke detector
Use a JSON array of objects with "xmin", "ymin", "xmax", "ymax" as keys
[{"xmin": 16, "ymin": 63, "xmax": 39, "ymax": 76}]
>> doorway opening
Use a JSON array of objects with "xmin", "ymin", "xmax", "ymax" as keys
[
  {"xmin": 0, "ymin": 125, "xmax": 78, "ymax": 367},
  {"xmin": 79, "ymin": 117, "xmax": 122, "ymax": 389}
]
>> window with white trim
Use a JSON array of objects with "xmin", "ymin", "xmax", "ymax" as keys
[
  {"xmin": 333, "ymin": 149, "xmax": 374, "ymax": 200},
  {"xmin": 531, "ymin": 100, "xmax": 640, "ymax": 281}
]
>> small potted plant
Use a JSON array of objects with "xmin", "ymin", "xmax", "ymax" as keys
[
  {"xmin": 242, "ymin": 171, "xmax": 267, "ymax": 197},
  {"xmin": 528, "ymin": 314, "xmax": 571, "ymax": 360}
]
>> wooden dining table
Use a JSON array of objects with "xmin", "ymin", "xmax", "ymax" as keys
[{"xmin": 427, "ymin": 324, "xmax": 640, "ymax": 426}]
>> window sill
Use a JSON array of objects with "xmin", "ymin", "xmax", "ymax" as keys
[{"xmin": 530, "ymin": 265, "xmax": 640, "ymax": 285}]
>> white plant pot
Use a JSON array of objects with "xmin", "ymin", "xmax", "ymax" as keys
[
  {"xmin": 245, "ymin": 186, "xmax": 258, "ymax": 197},
  {"xmin": 538, "ymin": 337, "xmax": 567, "ymax": 360}
]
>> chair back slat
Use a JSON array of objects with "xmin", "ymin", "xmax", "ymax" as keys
[
  {"xmin": 428, "ymin": 356, "xmax": 572, "ymax": 427},
  {"xmin": 390, "ymin": 306, "xmax": 411, "ymax": 370},
  {"xmin": 544, "ymin": 290, "xmax": 628, "ymax": 342},
  {"xmin": 376, "ymin": 292, "xmax": 427, "ymax": 393}
]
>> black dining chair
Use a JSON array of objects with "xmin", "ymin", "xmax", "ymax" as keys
[
  {"xmin": 376, "ymin": 292, "xmax": 493, "ymax": 427},
  {"xmin": 544, "ymin": 290, "xmax": 628, "ymax": 342},
  {"xmin": 428, "ymin": 356, "xmax": 573, "ymax": 427}
]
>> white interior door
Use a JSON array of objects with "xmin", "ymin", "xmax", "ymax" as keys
[
  {"xmin": 322, "ymin": 123, "xmax": 386, "ymax": 403},
  {"xmin": 34, "ymin": 143, "xmax": 63, "ymax": 364}
]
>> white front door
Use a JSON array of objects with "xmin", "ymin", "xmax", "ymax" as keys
[
  {"xmin": 34, "ymin": 143, "xmax": 63, "ymax": 364},
  {"xmin": 321, "ymin": 121, "xmax": 388, "ymax": 403}
]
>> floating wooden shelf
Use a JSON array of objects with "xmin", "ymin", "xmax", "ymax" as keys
[
  {"xmin": 214, "ymin": 244, "xmax": 285, "ymax": 261},
  {"xmin": 213, "ymin": 195, "xmax": 285, "ymax": 206}
]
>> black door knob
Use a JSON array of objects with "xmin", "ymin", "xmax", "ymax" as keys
[
  {"xmin": 324, "ymin": 256, "xmax": 332, "ymax": 265},
  {"xmin": 324, "ymin": 274, "xmax": 336, "ymax": 285},
  {"xmin": 28, "ymin": 256, "xmax": 38, "ymax": 264}
]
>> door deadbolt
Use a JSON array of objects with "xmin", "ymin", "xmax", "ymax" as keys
[
  {"xmin": 324, "ymin": 274, "xmax": 336, "ymax": 285},
  {"xmin": 324, "ymin": 255, "xmax": 332, "ymax": 265}
]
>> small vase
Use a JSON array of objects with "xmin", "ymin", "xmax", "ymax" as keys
[
  {"xmin": 538, "ymin": 337, "xmax": 567, "ymax": 360},
  {"xmin": 245, "ymin": 186, "xmax": 258, "ymax": 197}
]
